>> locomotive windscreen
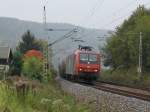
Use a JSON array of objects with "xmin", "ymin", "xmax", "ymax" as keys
[
  {"xmin": 80, "ymin": 53, "xmax": 98, "ymax": 64},
  {"xmin": 89, "ymin": 54, "xmax": 97, "ymax": 64}
]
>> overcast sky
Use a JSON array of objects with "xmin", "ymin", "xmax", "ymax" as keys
[{"xmin": 0, "ymin": 0, "xmax": 150, "ymax": 30}]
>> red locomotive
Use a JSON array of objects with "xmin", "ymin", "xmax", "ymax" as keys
[{"xmin": 59, "ymin": 45, "xmax": 101, "ymax": 82}]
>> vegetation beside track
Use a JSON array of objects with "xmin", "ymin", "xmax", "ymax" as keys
[
  {"xmin": 0, "ymin": 30, "xmax": 94, "ymax": 112},
  {"xmin": 101, "ymin": 6, "xmax": 150, "ymax": 91},
  {"xmin": 0, "ymin": 76, "xmax": 93, "ymax": 112},
  {"xmin": 103, "ymin": 6, "xmax": 150, "ymax": 72},
  {"xmin": 100, "ymin": 68, "xmax": 150, "ymax": 91}
]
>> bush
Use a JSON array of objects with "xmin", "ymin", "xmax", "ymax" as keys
[{"xmin": 22, "ymin": 57, "xmax": 43, "ymax": 81}]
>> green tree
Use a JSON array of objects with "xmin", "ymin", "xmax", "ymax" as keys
[
  {"xmin": 9, "ymin": 51, "xmax": 23, "ymax": 75},
  {"xmin": 104, "ymin": 6, "xmax": 150, "ymax": 72},
  {"xmin": 18, "ymin": 30, "xmax": 42, "ymax": 54},
  {"xmin": 22, "ymin": 57, "xmax": 43, "ymax": 81}
]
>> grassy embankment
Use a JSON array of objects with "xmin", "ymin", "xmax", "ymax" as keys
[
  {"xmin": 100, "ymin": 68, "xmax": 150, "ymax": 91},
  {"xmin": 0, "ymin": 76, "xmax": 94, "ymax": 112}
]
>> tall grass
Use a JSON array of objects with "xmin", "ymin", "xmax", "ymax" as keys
[{"xmin": 0, "ymin": 81, "xmax": 93, "ymax": 112}]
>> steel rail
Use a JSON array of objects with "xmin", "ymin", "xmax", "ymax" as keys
[
  {"xmin": 94, "ymin": 82, "xmax": 150, "ymax": 101},
  {"xmin": 60, "ymin": 77, "xmax": 150, "ymax": 101}
]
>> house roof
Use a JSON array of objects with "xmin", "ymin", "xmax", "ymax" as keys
[{"xmin": 0, "ymin": 47, "xmax": 12, "ymax": 59}]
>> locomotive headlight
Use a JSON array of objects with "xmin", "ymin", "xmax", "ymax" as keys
[
  {"xmin": 79, "ymin": 68, "xmax": 82, "ymax": 71},
  {"xmin": 94, "ymin": 69, "xmax": 98, "ymax": 72}
]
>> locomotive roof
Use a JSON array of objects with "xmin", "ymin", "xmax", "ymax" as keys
[{"xmin": 75, "ymin": 49, "xmax": 99, "ymax": 54}]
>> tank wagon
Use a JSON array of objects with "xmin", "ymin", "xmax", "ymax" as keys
[{"xmin": 59, "ymin": 45, "xmax": 101, "ymax": 82}]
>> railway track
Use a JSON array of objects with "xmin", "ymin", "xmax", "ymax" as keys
[
  {"xmin": 94, "ymin": 81, "xmax": 150, "ymax": 101},
  {"xmin": 62, "ymin": 77, "xmax": 150, "ymax": 101}
]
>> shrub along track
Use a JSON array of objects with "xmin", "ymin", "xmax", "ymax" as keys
[{"xmin": 93, "ymin": 81, "xmax": 150, "ymax": 101}]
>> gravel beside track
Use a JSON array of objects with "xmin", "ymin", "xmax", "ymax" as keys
[{"xmin": 56, "ymin": 77, "xmax": 150, "ymax": 112}]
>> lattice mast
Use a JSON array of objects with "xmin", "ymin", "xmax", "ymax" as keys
[{"xmin": 43, "ymin": 5, "xmax": 49, "ymax": 80}]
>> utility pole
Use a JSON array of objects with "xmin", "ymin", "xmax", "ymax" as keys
[{"xmin": 139, "ymin": 32, "xmax": 142, "ymax": 78}]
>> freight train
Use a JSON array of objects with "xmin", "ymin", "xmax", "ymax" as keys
[{"xmin": 59, "ymin": 45, "xmax": 101, "ymax": 82}]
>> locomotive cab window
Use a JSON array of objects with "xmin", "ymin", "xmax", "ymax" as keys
[
  {"xmin": 89, "ymin": 54, "xmax": 97, "ymax": 64},
  {"xmin": 80, "ymin": 53, "xmax": 98, "ymax": 64},
  {"xmin": 80, "ymin": 53, "xmax": 88, "ymax": 63}
]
